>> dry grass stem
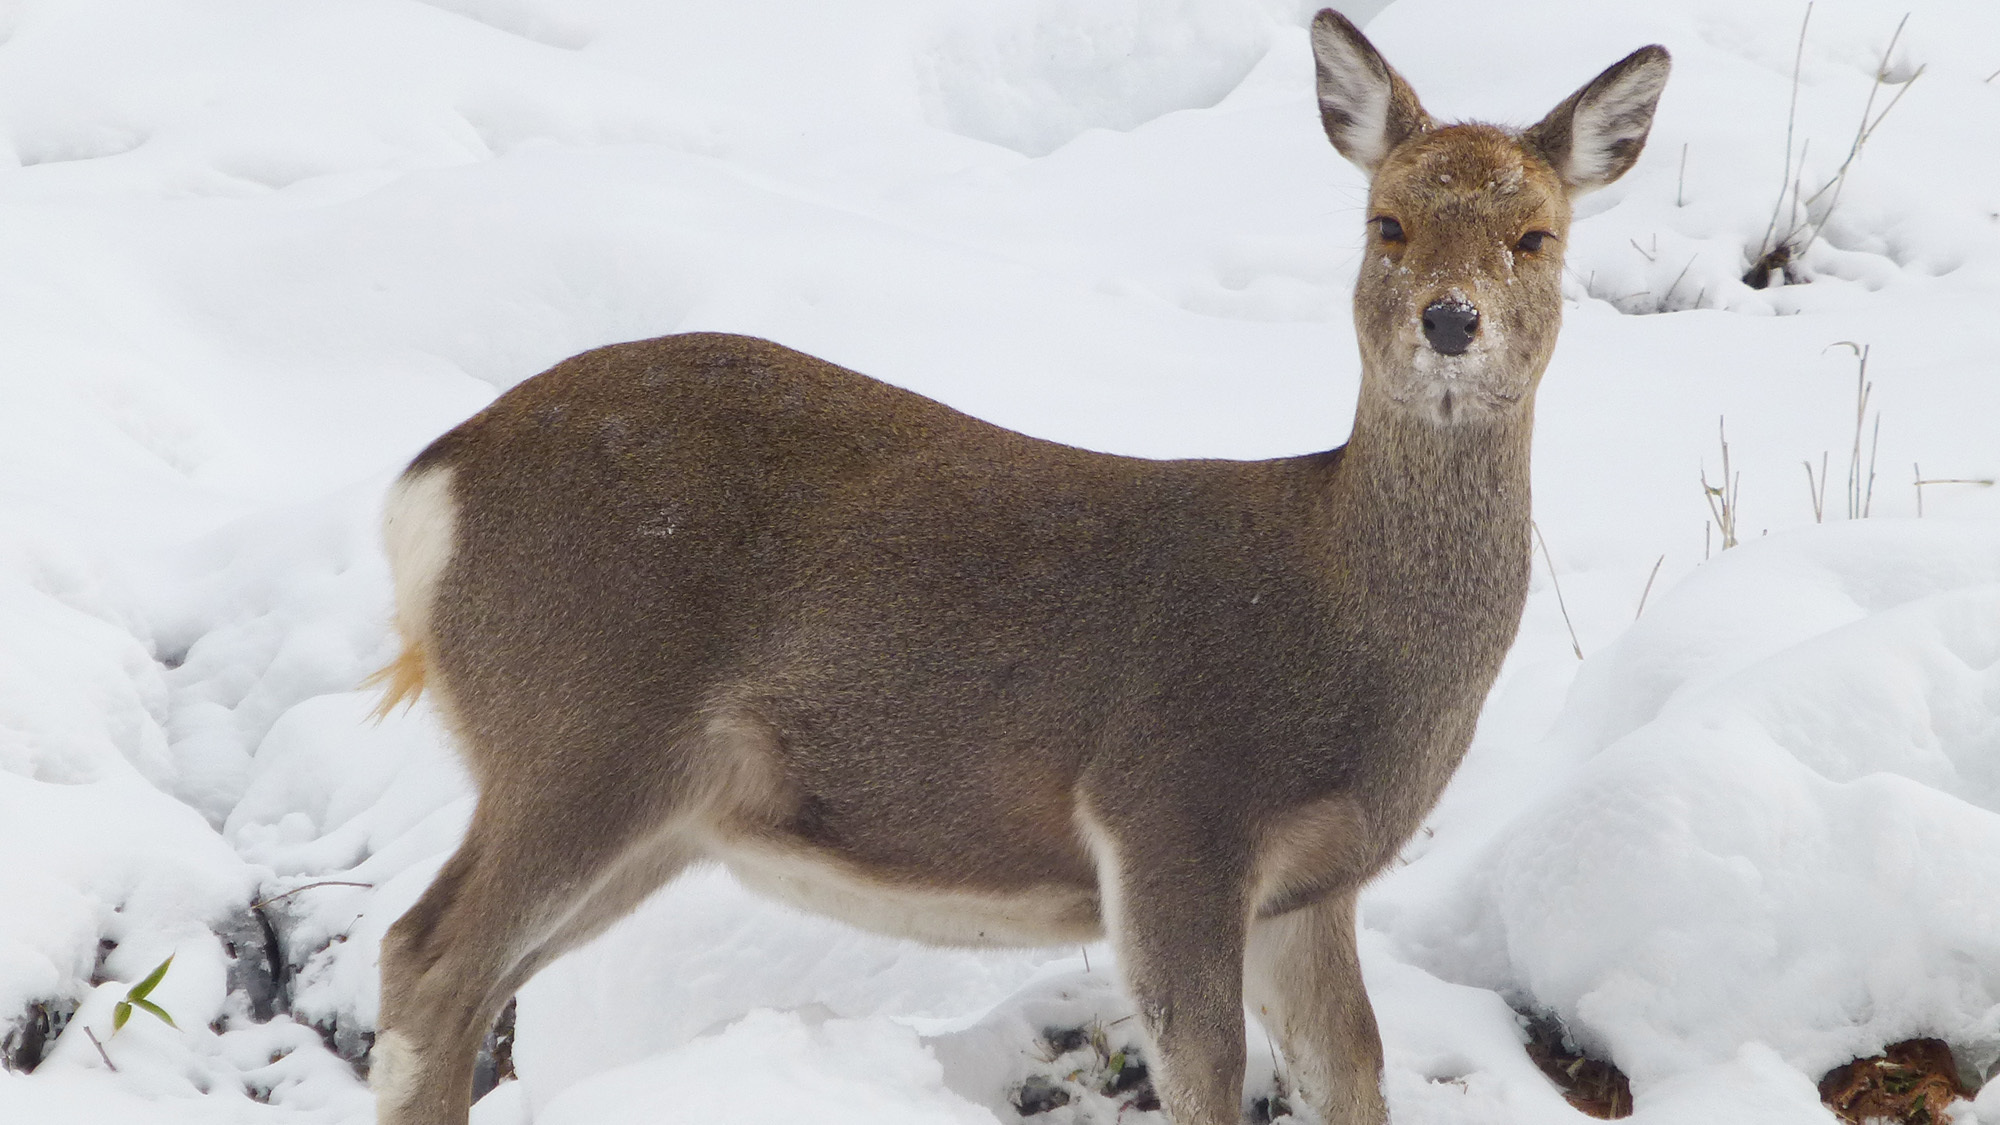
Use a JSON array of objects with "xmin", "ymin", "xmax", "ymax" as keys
[
  {"xmin": 1786, "ymin": 13, "xmax": 1923, "ymax": 264},
  {"xmin": 1913, "ymin": 465, "xmax": 1996, "ymax": 516},
  {"xmin": 1532, "ymin": 522, "xmax": 1584, "ymax": 660},
  {"xmin": 1663, "ymin": 255, "xmax": 1699, "ymax": 307},
  {"xmin": 1634, "ymin": 554, "xmax": 1666, "ymax": 620},
  {"xmin": 1804, "ymin": 451, "xmax": 1829, "ymax": 522},
  {"xmin": 1758, "ymin": 3, "xmax": 1814, "ymax": 263},
  {"xmin": 1826, "ymin": 342, "xmax": 1881, "ymax": 519},
  {"xmin": 1747, "ymin": 9, "xmax": 1922, "ymax": 287},
  {"xmin": 1701, "ymin": 417, "xmax": 1741, "ymax": 551}
]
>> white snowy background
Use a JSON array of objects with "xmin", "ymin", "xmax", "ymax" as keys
[{"xmin": 0, "ymin": 0, "xmax": 1996, "ymax": 1122}]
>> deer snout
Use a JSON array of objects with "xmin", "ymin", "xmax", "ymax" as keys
[{"xmin": 1421, "ymin": 300, "xmax": 1479, "ymax": 356}]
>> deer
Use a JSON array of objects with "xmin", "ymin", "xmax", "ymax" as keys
[{"xmin": 365, "ymin": 11, "xmax": 1668, "ymax": 1125}]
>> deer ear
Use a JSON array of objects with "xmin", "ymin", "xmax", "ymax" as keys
[
  {"xmin": 1523, "ymin": 45, "xmax": 1672, "ymax": 194},
  {"xmin": 1309, "ymin": 9, "xmax": 1432, "ymax": 176}
]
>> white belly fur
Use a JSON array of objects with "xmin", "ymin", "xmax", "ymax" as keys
[{"xmin": 713, "ymin": 840, "xmax": 1102, "ymax": 948}]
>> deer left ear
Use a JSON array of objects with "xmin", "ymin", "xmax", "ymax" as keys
[{"xmin": 1523, "ymin": 45, "xmax": 1671, "ymax": 194}]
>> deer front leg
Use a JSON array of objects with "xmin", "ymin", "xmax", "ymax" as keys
[
  {"xmin": 1243, "ymin": 889, "xmax": 1387, "ymax": 1125},
  {"xmin": 1097, "ymin": 834, "xmax": 1252, "ymax": 1125}
]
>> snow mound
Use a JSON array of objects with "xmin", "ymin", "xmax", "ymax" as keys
[
  {"xmin": 535, "ymin": 1009, "xmax": 994, "ymax": 1125},
  {"xmin": 1392, "ymin": 521, "xmax": 2000, "ymax": 1094},
  {"xmin": 917, "ymin": 0, "xmax": 1283, "ymax": 157}
]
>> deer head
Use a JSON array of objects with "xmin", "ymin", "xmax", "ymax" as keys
[{"xmin": 1312, "ymin": 10, "xmax": 1670, "ymax": 425}]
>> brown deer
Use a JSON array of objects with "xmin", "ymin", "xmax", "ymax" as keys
[{"xmin": 367, "ymin": 12, "xmax": 1668, "ymax": 1125}]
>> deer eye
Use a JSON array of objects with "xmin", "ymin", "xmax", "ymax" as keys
[
  {"xmin": 1516, "ymin": 230, "xmax": 1553, "ymax": 253},
  {"xmin": 1374, "ymin": 217, "xmax": 1405, "ymax": 243}
]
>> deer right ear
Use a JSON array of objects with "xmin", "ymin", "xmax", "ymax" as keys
[{"xmin": 1309, "ymin": 9, "xmax": 1431, "ymax": 176}]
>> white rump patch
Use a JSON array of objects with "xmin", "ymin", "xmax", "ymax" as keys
[{"xmin": 381, "ymin": 466, "xmax": 458, "ymax": 642}]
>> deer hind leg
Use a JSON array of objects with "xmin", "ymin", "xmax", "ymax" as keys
[
  {"xmin": 374, "ymin": 777, "xmax": 696, "ymax": 1125},
  {"xmin": 1243, "ymin": 889, "xmax": 1388, "ymax": 1125},
  {"xmin": 1089, "ymin": 824, "xmax": 1252, "ymax": 1125}
]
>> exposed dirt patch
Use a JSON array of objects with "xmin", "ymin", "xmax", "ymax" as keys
[
  {"xmin": 1819, "ymin": 1039, "xmax": 1971, "ymax": 1125},
  {"xmin": 1524, "ymin": 1013, "xmax": 1633, "ymax": 1119},
  {"xmin": 1011, "ymin": 1022, "xmax": 1160, "ymax": 1117},
  {"xmin": 2, "ymin": 999, "xmax": 75, "ymax": 1073}
]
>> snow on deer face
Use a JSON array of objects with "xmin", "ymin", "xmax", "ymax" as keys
[{"xmin": 1311, "ymin": 9, "xmax": 1669, "ymax": 424}]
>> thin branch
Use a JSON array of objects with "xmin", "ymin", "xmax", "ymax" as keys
[
  {"xmin": 1531, "ymin": 522, "xmax": 1584, "ymax": 660},
  {"xmin": 250, "ymin": 881, "xmax": 375, "ymax": 910},
  {"xmin": 1676, "ymin": 143, "xmax": 1689, "ymax": 207},
  {"xmin": 85, "ymin": 1027, "xmax": 118, "ymax": 1072}
]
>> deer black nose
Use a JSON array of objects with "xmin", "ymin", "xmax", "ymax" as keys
[{"xmin": 1421, "ymin": 300, "xmax": 1479, "ymax": 356}]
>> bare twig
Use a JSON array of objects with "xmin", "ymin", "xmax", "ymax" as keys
[
  {"xmin": 250, "ymin": 881, "xmax": 375, "ymax": 910},
  {"xmin": 1676, "ymin": 143, "xmax": 1689, "ymax": 207},
  {"xmin": 1630, "ymin": 237, "xmax": 1658, "ymax": 263},
  {"xmin": 1634, "ymin": 554, "xmax": 1667, "ymax": 620},
  {"xmin": 1987, "ymin": 66, "xmax": 1999, "ymax": 83},
  {"xmin": 85, "ymin": 1027, "xmax": 118, "ymax": 1072},
  {"xmin": 1531, "ymin": 522, "xmax": 1584, "ymax": 660}
]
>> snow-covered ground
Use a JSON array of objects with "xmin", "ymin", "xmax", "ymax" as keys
[{"xmin": 1, "ymin": 0, "xmax": 1997, "ymax": 1122}]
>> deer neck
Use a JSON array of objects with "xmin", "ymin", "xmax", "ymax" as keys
[{"xmin": 1325, "ymin": 377, "xmax": 1536, "ymax": 636}]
